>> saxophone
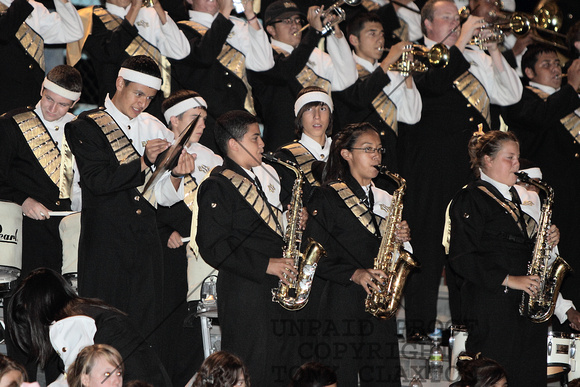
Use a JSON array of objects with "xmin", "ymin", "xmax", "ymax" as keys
[
  {"xmin": 516, "ymin": 172, "xmax": 572, "ymax": 323},
  {"xmin": 263, "ymin": 153, "xmax": 326, "ymax": 311},
  {"xmin": 365, "ymin": 165, "xmax": 419, "ymax": 319}
]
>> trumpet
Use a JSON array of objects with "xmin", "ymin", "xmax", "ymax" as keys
[
  {"xmin": 388, "ymin": 44, "xmax": 449, "ymax": 76},
  {"xmin": 294, "ymin": 0, "xmax": 361, "ymax": 36},
  {"xmin": 469, "ymin": 27, "xmax": 506, "ymax": 50}
]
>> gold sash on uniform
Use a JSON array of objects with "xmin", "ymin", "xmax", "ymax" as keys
[
  {"xmin": 454, "ymin": 71, "xmax": 491, "ymax": 128},
  {"xmin": 183, "ymin": 175, "xmax": 198, "ymax": 211},
  {"xmin": 86, "ymin": 110, "xmax": 157, "ymax": 206},
  {"xmin": 330, "ymin": 182, "xmax": 383, "ymax": 236},
  {"xmin": 220, "ymin": 169, "xmax": 284, "ymax": 237},
  {"xmin": 0, "ymin": 3, "xmax": 45, "ymax": 71},
  {"xmin": 13, "ymin": 111, "xmax": 73, "ymax": 199},
  {"xmin": 273, "ymin": 46, "xmax": 331, "ymax": 93},
  {"xmin": 357, "ymin": 64, "xmax": 398, "ymax": 135},
  {"xmin": 527, "ymin": 86, "xmax": 580, "ymax": 142},
  {"xmin": 281, "ymin": 142, "xmax": 319, "ymax": 186},
  {"xmin": 90, "ymin": 7, "xmax": 171, "ymax": 98},
  {"xmin": 477, "ymin": 185, "xmax": 535, "ymax": 237},
  {"xmin": 181, "ymin": 20, "xmax": 255, "ymax": 114}
]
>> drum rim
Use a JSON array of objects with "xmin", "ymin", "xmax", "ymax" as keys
[
  {"xmin": 547, "ymin": 363, "xmax": 571, "ymax": 378},
  {"xmin": 549, "ymin": 331, "xmax": 572, "ymax": 339}
]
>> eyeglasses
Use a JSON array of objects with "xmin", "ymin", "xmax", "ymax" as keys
[
  {"xmin": 349, "ymin": 147, "xmax": 386, "ymax": 154},
  {"xmin": 273, "ymin": 17, "xmax": 304, "ymax": 26}
]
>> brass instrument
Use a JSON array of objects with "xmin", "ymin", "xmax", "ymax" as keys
[
  {"xmin": 516, "ymin": 172, "xmax": 572, "ymax": 323},
  {"xmin": 365, "ymin": 165, "xmax": 419, "ymax": 319},
  {"xmin": 388, "ymin": 43, "xmax": 449, "ymax": 76},
  {"xmin": 469, "ymin": 28, "xmax": 506, "ymax": 50},
  {"xmin": 142, "ymin": 0, "xmax": 155, "ymax": 6},
  {"xmin": 294, "ymin": 0, "xmax": 361, "ymax": 36},
  {"xmin": 263, "ymin": 153, "xmax": 326, "ymax": 311}
]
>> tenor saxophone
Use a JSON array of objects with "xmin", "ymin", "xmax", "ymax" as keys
[
  {"xmin": 365, "ymin": 166, "xmax": 419, "ymax": 319},
  {"xmin": 516, "ymin": 172, "xmax": 572, "ymax": 323},
  {"xmin": 263, "ymin": 153, "xmax": 326, "ymax": 311}
]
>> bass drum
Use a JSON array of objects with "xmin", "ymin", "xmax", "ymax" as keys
[
  {"xmin": 0, "ymin": 201, "xmax": 22, "ymax": 293},
  {"xmin": 568, "ymin": 334, "xmax": 579, "ymax": 381},
  {"xmin": 449, "ymin": 325, "xmax": 469, "ymax": 382},
  {"xmin": 547, "ymin": 331, "xmax": 572, "ymax": 378}
]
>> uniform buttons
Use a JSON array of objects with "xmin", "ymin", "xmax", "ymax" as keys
[
  {"xmin": 466, "ymin": 103, "xmax": 472, "ymax": 108},
  {"xmin": 575, "ymin": 153, "xmax": 579, "ymax": 158},
  {"xmin": 55, "ymin": 126, "xmax": 59, "ymax": 131},
  {"xmin": 380, "ymin": 131, "xmax": 385, "ymax": 136},
  {"xmin": 226, "ymin": 83, "xmax": 232, "ymax": 88},
  {"xmin": 127, "ymin": 125, "xmax": 131, "ymax": 130},
  {"xmin": 225, "ymin": 71, "xmax": 229, "ymax": 76},
  {"xmin": 134, "ymin": 196, "xmax": 140, "ymax": 201},
  {"xmin": 469, "ymin": 117, "xmax": 474, "ymax": 122},
  {"xmin": 136, "ymin": 209, "xmax": 142, "ymax": 215},
  {"xmin": 56, "ymin": 201, "xmax": 61, "ymax": 206},
  {"xmin": 28, "ymin": 64, "xmax": 33, "ymax": 69}
]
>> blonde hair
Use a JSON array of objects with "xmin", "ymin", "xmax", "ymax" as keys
[
  {"xmin": 468, "ymin": 130, "xmax": 518, "ymax": 178},
  {"xmin": 67, "ymin": 344, "xmax": 123, "ymax": 387}
]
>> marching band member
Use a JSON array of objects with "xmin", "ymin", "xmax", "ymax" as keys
[
  {"xmin": 304, "ymin": 122, "xmax": 411, "ymax": 386},
  {"xmin": 172, "ymin": 0, "xmax": 274, "ymax": 152},
  {"xmin": 67, "ymin": 0, "xmax": 190, "ymax": 118},
  {"xmin": 195, "ymin": 110, "xmax": 306, "ymax": 385},
  {"xmin": 274, "ymin": 87, "xmax": 333, "ymax": 200},
  {"xmin": 250, "ymin": 0, "xmax": 357, "ymax": 151},
  {"xmin": 401, "ymin": 0, "xmax": 522, "ymax": 343},
  {"xmin": 336, "ymin": 12, "xmax": 422, "ymax": 172},
  {"xmin": 157, "ymin": 90, "xmax": 222, "ymax": 384},
  {"xmin": 0, "ymin": 65, "xmax": 82, "ymax": 278},
  {"xmin": 501, "ymin": 45, "xmax": 580, "ymax": 320},
  {"xmin": 65, "ymin": 55, "xmax": 195, "ymax": 342},
  {"xmin": 448, "ymin": 130, "xmax": 558, "ymax": 386},
  {"xmin": 0, "ymin": 0, "xmax": 83, "ymax": 114}
]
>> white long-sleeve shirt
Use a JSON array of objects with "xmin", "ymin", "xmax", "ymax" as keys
[
  {"xmin": 106, "ymin": 2, "xmax": 190, "ymax": 59},
  {"xmin": 188, "ymin": 10, "xmax": 274, "ymax": 71},
  {"xmin": 104, "ymin": 96, "xmax": 182, "ymax": 206},
  {"xmin": 353, "ymin": 52, "xmax": 422, "ymax": 125},
  {"xmin": 271, "ymin": 35, "xmax": 358, "ymax": 91},
  {"xmin": 425, "ymin": 36, "xmax": 523, "ymax": 106},
  {"xmin": 1, "ymin": 0, "xmax": 83, "ymax": 43}
]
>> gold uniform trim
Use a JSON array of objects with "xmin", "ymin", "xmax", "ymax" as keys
[
  {"xmin": 11, "ymin": 14, "xmax": 45, "ymax": 71},
  {"xmin": 180, "ymin": 20, "xmax": 255, "ymax": 114},
  {"xmin": 330, "ymin": 182, "xmax": 380, "ymax": 236},
  {"xmin": 561, "ymin": 111, "xmax": 580, "ymax": 141},
  {"xmin": 527, "ymin": 86, "xmax": 580, "ymax": 143},
  {"xmin": 357, "ymin": 65, "xmax": 399, "ymax": 135},
  {"xmin": 59, "ymin": 135, "xmax": 74, "ymax": 199},
  {"xmin": 86, "ymin": 110, "xmax": 156, "ymax": 206},
  {"xmin": 281, "ymin": 143, "xmax": 319, "ymax": 187},
  {"xmin": 183, "ymin": 175, "xmax": 198, "ymax": 211},
  {"xmin": 477, "ymin": 185, "xmax": 535, "ymax": 237},
  {"xmin": 361, "ymin": 0, "xmax": 379, "ymax": 11},
  {"xmin": 14, "ymin": 111, "xmax": 61, "ymax": 188},
  {"xmin": 94, "ymin": 7, "xmax": 171, "ymax": 98},
  {"xmin": 220, "ymin": 169, "xmax": 284, "ymax": 237},
  {"xmin": 454, "ymin": 71, "xmax": 491, "ymax": 128},
  {"xmin": 296, "ymin": 66, "xmax": 331, "ymax": 93}
]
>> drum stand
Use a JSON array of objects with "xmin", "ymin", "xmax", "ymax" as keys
[{"xmin": 196, "ymin": 299, "xmax": 221, "ymax": 358}]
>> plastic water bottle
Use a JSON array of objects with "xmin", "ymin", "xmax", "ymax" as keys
[
  {"xmin": 408, "ymin": 375, "xmax": 423, "ymax": 387},
  {"xmin": 429, "ymin": 329, "xmax": 443, "ymax": 382}
]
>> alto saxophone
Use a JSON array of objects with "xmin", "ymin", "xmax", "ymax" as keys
[
  {"xmin": 365, "ymin": 166, "xmax": 419, "ymax": 319},
  {"xmin": 263, "ymin": 153, "xmax": 326, "ymax": 311},
  {"xmin": 516, "ymin": 172, "xmax": 572, "ymax": 323}
]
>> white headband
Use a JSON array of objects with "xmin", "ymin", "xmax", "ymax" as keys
[
  {"xmin": 294, "ymin": 91, "xmax": 334, "ymax": 116},
  {"xmin": 519, "ymin": 167, "xmax": 542, "ymax": 180},
  {"xmin": 42, "ymin": 78, "xmax": 81, "ymax": 101},
  {"xmin": 163, "ymin": 97, "xmax": 208, "ymax": 123},
  {"xmin": 118, "ymin": 67, "xmax": 162, "ymax": 90}
]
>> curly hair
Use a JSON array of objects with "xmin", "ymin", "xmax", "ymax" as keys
[{"xmin": 192, "ymin": 351, "xmax": 250, "ymax": 387}]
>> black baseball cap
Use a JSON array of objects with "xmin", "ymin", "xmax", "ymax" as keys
[{"xmin": 264, "ymin": 0, "xmax": 305, "ymax": 26}]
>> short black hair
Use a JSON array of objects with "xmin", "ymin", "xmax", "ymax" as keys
[
  {"xmin": 567, "ymin": 20, "xmax": 580, "ymax": 57},
  {"xmin": 214, "ymin": 110, "xmax": 260, "ymax": 156},
  {"xmin": 161, "ymin": 89, "xmax": 205, "ymax": 127},
  {"xmin": 120, "ymin": 55, "xmax": 161, "ymax": 86},
  {"xmin": 347, "ymin": 12, "xmax": 382, "ymax": 42},
  {"xmin": 521, "ymin": 43, "xmax": 558, "ymax": 81},
  {"xmin": 46, "ymin": 65, "xmax": 83, "ymax": 94}
]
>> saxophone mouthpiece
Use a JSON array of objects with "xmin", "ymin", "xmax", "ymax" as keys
[
  {"xmin": 262, "ymin": 152, "xmax": 278, "ymax": 163},
  {"xmin": 514, "ymin": 171, "xmax": 529, "ymax": 182},
  {"xmin": 374, "ymin": 165, "xmax": 388, "ymax": 173}
]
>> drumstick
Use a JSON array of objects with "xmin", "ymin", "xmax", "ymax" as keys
[
  {"xmin": 181, "ymin": 237, "xmax": 191, "ymax": 243},
  {"xmin": 48, "ymin": 211, "xmax": 79, "ymax": 216}
]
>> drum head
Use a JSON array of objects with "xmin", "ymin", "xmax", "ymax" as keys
[{"xmin": 547, "ymin": 364, "xmax": 570, "ymax": 378}]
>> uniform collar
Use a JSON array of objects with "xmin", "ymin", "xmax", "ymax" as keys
[
  {"xmin": 271, "ymin": 39, "xmax": 295, "ymax": 54},
  {"xmin": 299, "ymin": 133, "xmax": 331, "ymax": 161},
  {"xmin": 480, "ymin": 169, "xmax": 511, "ymax": 201},
  {"xmin": 529, "ymin": 81, "xmax": 558, "ymax": 95},
  {"xmin": 353, "ymin": 52, "xmax": 379, "ymax": 73}
]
